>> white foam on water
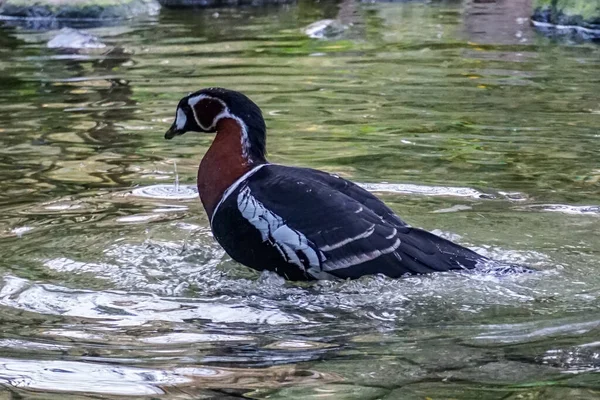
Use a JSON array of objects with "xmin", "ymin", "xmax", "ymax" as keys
[
  {"xmin": 0, "ymin": 339, "xmax": 69, "ymax": 352},
  {"xmin": 0, "ymin": 357, "xmax": 188, "ymax": 395},
  {"xmin": 519, "ymin": 204, "xmax": 600, "ymax": 216},
  {"xmin": 358, "ymin": 182, "xmax": 496, "ymax": 199},
  {"xmin": 10, "ymin": 226, "xmax": 32, "ymax": 238},
  {"xmin": 131, "ymin": 184, "xmax": 198, "ymax": 200},
  {"xmin": 140, "ymin": 333, "xmax": 253, "ymax": 344},
  {"xmin": 0, "ymin": 276, "xmax": 299, "ymax": 326}
]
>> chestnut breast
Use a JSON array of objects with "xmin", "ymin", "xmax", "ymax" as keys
[{"xmin": 197, "ymin": 118, "xmax": 254, "ymax": 218}]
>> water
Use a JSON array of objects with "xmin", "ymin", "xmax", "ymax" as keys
[{"xmin": 0, "ymin": 0, "xmax": 599, "ymax": 398}]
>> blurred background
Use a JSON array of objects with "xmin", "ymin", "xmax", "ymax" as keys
[{"xmin": 0, "ymin": 0, "xmax": 599, "ymax": 398}]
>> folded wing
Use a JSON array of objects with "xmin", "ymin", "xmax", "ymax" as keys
[{"xmin": 241, "ymin": 165, "xmax": 484, "ymax": 279}]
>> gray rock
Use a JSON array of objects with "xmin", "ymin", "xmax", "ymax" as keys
[
  {"xmin": 0, "ymin": 0, "xmax": 160, "ymax": 21},
  {"xmin": 47, "ymin": 27, "xmax": 106, "ymax": 49}
]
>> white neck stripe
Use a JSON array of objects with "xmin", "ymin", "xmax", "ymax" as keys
[
  {"xmin": 209, "ymin": 163, "xmax": 270, "ymax": 226},
  {"xmin": 214, "ymin": 112, "xmax": 250, "ymax": 160}
]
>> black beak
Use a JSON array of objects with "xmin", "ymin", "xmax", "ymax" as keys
[{"xmin": 164, "ymin": 123, "xmax": 184, "ymax": 140}]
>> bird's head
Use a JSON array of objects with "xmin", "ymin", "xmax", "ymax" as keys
[
  {"xmin": 164, "ymin": 87, "xmax": 267, "ymax": 163},
  {"xmin": 164, "ymin": 88, "xmax": 263, "ymax": 137}
]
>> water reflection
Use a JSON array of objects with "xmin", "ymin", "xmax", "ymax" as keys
[
  {"xmin": 463, "ymin": 0, "xmax": 535, "ymax": 44},
  {"xmin": 0, "ymin": 0, "xmax": 599, "ymax": 398}
]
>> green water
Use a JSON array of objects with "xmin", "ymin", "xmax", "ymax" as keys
[{"xmin": 0, "ymin": 0, "xmax": 599, "ymax": 398}]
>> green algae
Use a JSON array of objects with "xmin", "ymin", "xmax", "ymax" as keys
[{"xmin": 533, "ymin": 0, "xmax": 600, "ymax": 28}]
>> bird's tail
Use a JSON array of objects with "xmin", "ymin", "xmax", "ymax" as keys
[{"xmin": 402, "ymin": 228, "xmax": 532, "ymax": 275}]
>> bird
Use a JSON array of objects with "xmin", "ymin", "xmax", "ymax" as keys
[{"xmin": 164, "ymin": 88, "xmax": 517, "ymax": 281}]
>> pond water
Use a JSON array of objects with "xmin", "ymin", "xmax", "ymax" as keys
[{"xmin": 0, "ymin": 0, "xmax": 599, "ymax": 398}]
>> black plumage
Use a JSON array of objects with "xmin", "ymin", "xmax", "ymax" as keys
[{"xmin": 212, "ymin": 164, "xmax": 486, "ymax": 280}]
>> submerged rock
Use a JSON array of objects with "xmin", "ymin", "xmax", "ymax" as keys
[
  {"xmin": 532, "ymin": 0, "xmax": 600, "ymax": 39},
  {"xmin": 0, "ymin": 0, "xmax": 160, "ymax": 21},
  {"xmin": 47, "ymin": 27, "xmax": 106, "ymax": 49},
  {"xmin": 304, "ymin": 19, "xmax": 349, "ymax": 39}
]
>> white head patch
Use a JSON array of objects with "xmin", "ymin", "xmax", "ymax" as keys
[{"xmin": 175, "ymin": 107, "xmax": 187, "ymax": 130}]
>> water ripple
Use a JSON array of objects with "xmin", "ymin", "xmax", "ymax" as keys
[
  {"xmin": 131, "ymin": 184, "xmax": 199, "ymax": 200},
  {"xmin": 0, "ymin": 276, "xmax": 299, "ymax": 326}
]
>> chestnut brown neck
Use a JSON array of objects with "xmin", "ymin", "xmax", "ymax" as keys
[{"xmin": 197, "ymin": 118, "xmax": 260, "ymax": 218}]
